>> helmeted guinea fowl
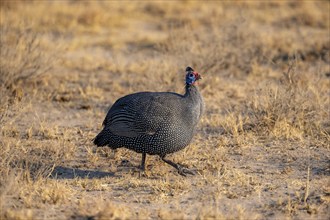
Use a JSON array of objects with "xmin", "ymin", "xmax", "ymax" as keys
[{"xmin": 93, "ymin": 66, "xmax": 204, "ymax": 175}]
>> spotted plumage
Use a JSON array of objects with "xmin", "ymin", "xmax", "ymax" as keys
[{"xmin": 93, "ymin": 66, "xmax": 204, "ymax": 175}]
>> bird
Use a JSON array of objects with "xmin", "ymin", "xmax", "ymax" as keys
[{"xmin": 93, "ymin": 66, "xmax": 204, "ymax": 176}]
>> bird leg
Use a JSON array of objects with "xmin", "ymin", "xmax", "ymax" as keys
[
  {"xmin": 137, "ymin": 153, "xmax": 147, "ymax": 178},
  {"xmin": 139, "ymin": 153, "xmax": 146, "ymax": 171},
  {"xmin": 161, "ymin": 156, "xmax": 196, "ymax": 176}
]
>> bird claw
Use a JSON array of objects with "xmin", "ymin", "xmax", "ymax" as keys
[
  {"xmin": 137, "ymin": 165, "xmax": 148, "ymax": 178},
  {"xmin": 177, "ymin": 166, "xmax": 197, "ymax": 176},
  {"xmin": 138, "ymin": 170, "xmax": 147, "ymax": 178}
]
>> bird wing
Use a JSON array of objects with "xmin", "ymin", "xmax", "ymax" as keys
[{"xmin": 103, "ymin": 92, "xmax": 180, "ymax": 138}]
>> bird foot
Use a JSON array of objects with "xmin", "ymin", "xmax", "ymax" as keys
[
  {"xmin": 177, "ymin": 165, "xmax": 197, "ymax": 176},
  {"xmin": 138, "ymin": 170, "xmax": 147, "ymax": 178},
  {"xmin": 137, "ymin": 165, "xmax": 148, "ymax": 178},
  {"xmin": 137, "ymin": 164, "xmax": 145, "ymax": 171}
]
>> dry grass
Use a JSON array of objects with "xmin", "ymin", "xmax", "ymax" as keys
[
  {"xmin": 246, "ymin": 60, "xmax": 329, "ymax": 140},
  {"xmin": 1, "ymin": 1, "xmax": 329, "ymax": 220}
]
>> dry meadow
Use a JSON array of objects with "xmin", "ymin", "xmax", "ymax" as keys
[{"xmin": 0, "ymin": 1, "xmax": 329, "ymax": 219}]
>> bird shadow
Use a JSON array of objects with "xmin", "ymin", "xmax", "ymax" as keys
[{"xmin": 50, "ymin": 166, "xmax": 116, "ymax": 179}]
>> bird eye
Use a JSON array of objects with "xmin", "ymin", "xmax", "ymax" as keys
[{"xmin": 189, "ymin": 73, "xmax": 194, "ymax": 77}]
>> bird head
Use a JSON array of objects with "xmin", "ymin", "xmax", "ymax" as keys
[{"xmin": 185, "ymin": 66, "xmax": 201, "ymax": 85}]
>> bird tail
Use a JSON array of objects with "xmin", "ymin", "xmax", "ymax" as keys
[{"xmin": 93, "ymin": 129, "xmax": 109, "ymax": 147}]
